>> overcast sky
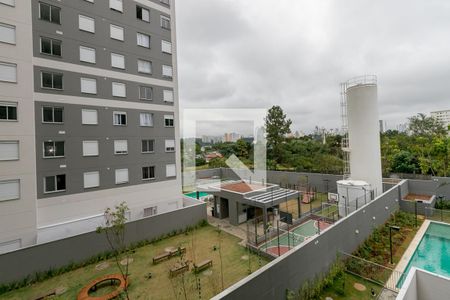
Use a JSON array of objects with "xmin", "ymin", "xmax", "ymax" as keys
[{"xmin": 175, "ymin": 0, "xmax": 450, "ymax": 136}]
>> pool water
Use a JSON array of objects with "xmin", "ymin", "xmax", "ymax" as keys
[
  {"xmin": 184, "ymin": 191, "xmax": 210, "ymax": 199},
  {"xmin": 397, "ymin": 222, "xmax": 450, "ymax": 287}
]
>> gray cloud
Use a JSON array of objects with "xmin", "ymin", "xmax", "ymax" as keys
[{"xmin": 176, "ymin": 0, "xmax": 450, "ymax": 135}]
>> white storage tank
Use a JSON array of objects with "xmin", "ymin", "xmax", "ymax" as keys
[
  {"xmin": 345, "ymin": 76, "xmax": 383, "ymax": 196},
  {"xmin": 337, "ymin": 180, "xmax": 371, "ymax": 217}
]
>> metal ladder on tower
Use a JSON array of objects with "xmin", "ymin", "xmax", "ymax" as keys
[{"xmin": 340, "ymin": 82, "xmax": 351, "ymax": 179}]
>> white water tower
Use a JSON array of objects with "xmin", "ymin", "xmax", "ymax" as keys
[
  {"xmin": 341, "ymin": 75, "xmax": 383, "ymax": 198},
  {"xmin": 337, "ymin": 179, "xmax": 371, "ymax": 217}
]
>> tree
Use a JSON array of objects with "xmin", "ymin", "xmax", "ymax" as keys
[
  {"xmin": 408, "ymin": 113, "xmax": 447, "ymax": 137},
  {"xmin": 96, "ymin": 202, "xmax": 130, "ymax": 300},
  {"xmin": 265, "ymin": 106, "xmax": 292, "ymax": 166},
  {"xmin": 391, "ymin": 151, "xmax": 420, "ymax": 174},
  {"xmin": 234, "ymin": 139, "xmax": 250, "ymax": 159},
  {"xmin": 208, "ymin": 157, "xmax": 228, "ymax": 168}
]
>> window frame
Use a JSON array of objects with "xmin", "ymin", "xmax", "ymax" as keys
[
  {"xmin": 109, "ymin": 0, "xmax": 123, "ymax": 13},
  {"xmin": 80, "ymin": 77, "xmax": 97, "ymax": 94},
  {"xmin": 111, "ymin": 52, "xmax": 125, "ymax": 69},
  {"xmin": 165, "ymin": 139, "xmax": 175, "ymax": 152},
  {"xmin": 113, "ymin": 111, "xmax": 127, "ymax": 126},
  {"xmin": 139, "ymin": 112, "xmax": 154, "ymax": 127},
  {"xmin": 136, "ymin": 5, "xmax": 150, "ymax": 22},
  {"xmin": 161, "ymin": 40, "xmax": 172, "ymax": 54},
  {"xmin": 141, "ymin": 139, "xmax": 155, "ymax": 153},
  {"xmin": 41, "ymin": 71, "xmax": 63, "ymax": 90},
  {"xmin": 78, "ymin": 14, "xmax": 95, "ymax": 33},
  {"xmin": 79, "ymin": 45, "xmax": 96, "ymax": 64},
  {"xmin": 82, "ymin": 140, "xmax": 99, "ymax": 157},
  {"xmin": 81, "ymin": 109, "xmax": 98, "ymax": 125},
  {"xmin": 39, "ymin": 2, "xmax": 61, "ymax": 25},
  {"xmin": 139, "ymin": 86, "xmax": 153, "ymax": 101},
  {"xmin": 137, "ymin": 59, "xmax": 152, "ymax": 74},
  {"xmin": 0, "ymin": 22, "xmax": 16, "ymax": 45},
  {"xmin": 0, "ymin": 141, "xmax": 19, "ymax": 161},
  {"xmin": 115, "ymin": 168, "xmax": 129, "ymax": 185},
  {"xmin": 0, "ymin": 62, "xmax": 17, "ymax": 83},
  {"xmin": 136, "ymin": 32, "xmax": 150, "ymax": 48},
  {"xmin": 112, "ymin": 82, "xmax": 126, "ymax": 98},
  {"xmin": 142, "ymin": 166, "xmax": 156, "ymax": 181},
  {"xmin": 110, "ymin": 24, "xmax": 124, "ymax": 41},
  {"xmin": 114, "ymin": 140, "xmax": 128, "ymax": 155},
  {"xmin": 40, "ymin": 36, "xmax": 62, "ymax": 57},
  {"xmin": 42, "ymin": 106, "xmax": 64, "ymax": 124},
  {"xmin": 0, "ymin": 101, "xmax": 18, "ymax": 121},
  {"xmin": 43, "ymin": 174, "xmax": 66, "ymax": 194},
  {"xmin": 43, "ymin": 141, "xmax": 65, "ymax": 158},
  {"xmin": 0, "ymin": 179, "xmax": 20, "ymax": 202},
  {"xmin": 83, "ymin": 171, "xmax": 100, "ymax": 189},
  {"xmin": 160, "ymin": 15, "xmax": 171, "ymax": 30},
  {"xmin": 164, "ymin": 114, "xmax": 174, "ymax": 127}
]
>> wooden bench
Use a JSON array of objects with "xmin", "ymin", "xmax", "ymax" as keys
[
  {"xmin": 193, "ymin": 259, "xmax": 213, "ymax": 273},
  {"xmin": 152, "ymin": 252, "xmax": 171, "ymax": 264},
  {"xmin": 77, "ymin": 274, "xmax": 128, "ymax": 300},
  {"xmin": 168, "ymin": 247, "xmax": 186, "ymax": 258},
  {"xmin": 169, "ymin": 262, "xmax": 189, "ymax": 277}
]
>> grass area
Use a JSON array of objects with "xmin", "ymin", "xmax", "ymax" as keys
[
  {"xmin": 0, "ymin": 225, "xmax": 268, "ymax": 300},
  {"xmin": 321, "ymin": 272, "xmax": 383, "ymax": 300}
]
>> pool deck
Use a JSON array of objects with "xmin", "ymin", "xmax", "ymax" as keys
[{"xmin": 386, "ymin": 220, "xmax": 430, "ymax": 291}]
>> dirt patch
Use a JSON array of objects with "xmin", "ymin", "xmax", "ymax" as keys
[
  {"xmin": 403, "ymin": 194, "xmax": 432, "ymax": 201},
  {"xmin": 95, "ymin": 262, "xmax": 110, "ymax": 271},
  {"xmin": 353, "ymin": 282, "xmax": 367, "ymax": 291}
]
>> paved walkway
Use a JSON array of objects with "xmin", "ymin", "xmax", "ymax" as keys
[
  {"xmin": 207, "ymin": 215, "xmax": 248, "ymax": 244},
  {"xmin": 378, "ymin": 288, "xmax": 398, "ymax": 300}
]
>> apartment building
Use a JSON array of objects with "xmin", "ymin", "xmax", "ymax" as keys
[
  {"xmin": 431, "ymin": 109, "xmax": 450, "ymax": 132},
  {"xmin": 0, "ymin": 0, "xmax": 182, "ymax": 252}
]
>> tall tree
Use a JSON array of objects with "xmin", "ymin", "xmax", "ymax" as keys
[
  {"xmin": 408, "ymin": 113, "xmax": 447, "ymax": 137},
  {"xmin": 265, "ymin": 106, "xmax": 292, "ymax": 166}
]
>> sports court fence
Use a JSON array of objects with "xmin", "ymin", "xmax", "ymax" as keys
[{"xmin": 424, "ymin": 207, "xmax": 450, "ymax": 224}]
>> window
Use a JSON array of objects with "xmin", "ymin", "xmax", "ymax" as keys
[
  {"xmin": 0, "ymin": 23, "xmax": 15, "ymax": 44},
  {"xmin": 39, "ymin": 3, "xmax": 61, "ymax": 24},
  {"xmin": 79, "ymin": 15, "xmax": 95, "ymax": 33},
  {"xmin": 82, "ymin": 140, "xmax": 99, "ymax": 156},
  {"xmin": 164, "ymin": 115, "xmax": 174, "ymax": 127},
  {"xmin": 109, "ymin": 0, "xmax": 123, "ymax": 12},
  {"xmin": 0, "ymin": 180, "xmax": 19, "ymax": 202},
  {"xmin": 41, "ymin": 72, "xmax": 63, "ymax": 89},
  {"xmin": 84, "ymin": 171, "xmax": 100, "ymax": 188},
  {"xmin": 144, "ymin": 206, "xmax": 157, "ymax": 217},
  {"xmin": 163, "ymin": 90, "xmax": 174, "ymax": 102},
  {"xmin": 137, "ymin": 33, "xmax": 150, "ymax": 48},
  {"xmin": 82, "ymin": 109, "xmax": 98, "ymax": 125},
  {"xmin": 142, "ymin": 166, "xmax": 155, "ymax": 180},
  {"xmin": 114, "ymin": 140, "xmax": 128, "ymax": 154},
  {"xmin": 43, "ymin": 141, "xmax": 64, "ymax": 158},
  {"xmin": 110, "ymin": 24, "xmax": 124, "ymax": 41},
  {"xmin": 42, "ymin": 106, "xmax": 63, "ymax": 123},
  {"xmin": 0, "ymin": 141, "xmax": 19, "ymax": 160},
  {"xmin": 0, "ymin": 0, "xmax": 15, "ymax": 7},
  {"xmin": 115, "ymin": 169, "xmax": 128, "ymax": 184},
  {"xmin": 112, "ymin": 82, "xmax": 126, "ymax": 97},
  {"xmin": 111, "ymin": 53, "xmax": 125, "ymax": 69},
  {"xmin": 80, "ymin": 77, "xmax": 97, "ymax": 94},
  {"xmin": 137, "ymin": 59, "xmax": 152, "ymax": 74},
  {"xmin": 80, "ymin": 78, "xmax": 97, "ymax": 94},
  {"xmin": 136, "ymin": 6, "xmax": 150, "ymax": 22},
  {"xmin": 140, "ymin": 113, "xmax": 153, "ymax": 127},
  {"xmin": 0, "ymin": 102, "xmax": 17, "ymax": 121},
  {"xmin": 162, "ymin": 65, "xmax": 173, "ymax": 78},
  {"xmin": 160, "ymin": 16, "xmax": 171, "ymax": 30},
  {"xmin": 161, "ymin": 40, "xmax": 172, "ymax": 54},
  {"xmin": 141, "ymin": 139, "xmax": 155, "ymax": 153},
  {"xmin": 139, "ymin": 86, "xmax": 153, "ymax": 101},
  {"xmin": 0, "ymin": 62, "xmax": 17, "ymax": 83},
  {"xmin": 166, "ymin": 164, "xmax": 176, "ymax": 177},
  {"xmin": 165, "ymin": 139, "xmax": 175, "ymax": 152},
  {"xmin": 44, "ymin": 174, "xmax": 66, "ymax": 193},
  {"xmin": 113, "ymin": 111, "xmax": 126, "ymax": 125},
  {"xmin": 160, "ymin": 0, "xmax": 170, "ymax": 6},
  {"xmin": 79, "ymin": 46, "xmax": 96, "ymax": 64},
  {"xmin": 40, "ymin": 37, "xmax": 61, "ymax": 56}
]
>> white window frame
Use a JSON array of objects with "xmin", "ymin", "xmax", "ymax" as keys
[
  {"xmin": 42, "ymin": 106, "xmax": 63, "ymax": 123},
  {"xmin": 82, "ymin": 140, "xmax": 99, "ymax": 157},
  {"xmin": 0, "ymin": 179, "xmax": 20, "ymax": 202},
  {"xmin": 141, "ymin": 139, "xmax": 155, "ymax": 153},
  {"xmin": 139, "ymin": 86, "xmax": 153, "ymax": 101},
  {"xmin": 137, "ymin": 59, "xmax": 152, "ymax": 74},
  {"xmin": 80, "ymin": 77, "xmax": 97, "ymax": 94},
  {"xmin": 44, "ymin": 174, "xmax": 66, "ymax": 193},
  {"xmin": 40, "ymin": 37, "xmax": 62, "ymax": 57},
  {"xmin": 144, "ymin": 206, "xmax": 158, "ymax": 217},
  {"xmin": 0, "ymin": 101, "xmax": 17, "ymax": 121},
  {"xmin": 137, "ymin": 32, "xmax": 150, "ymax": 48},
  {"xmin": 166, "ymin": 164, "xmax": 176, "ymax": 178},
  {"xmin": 41, "ymin": 72, "xmax": 63, "ymax": 90},
  {"xmin": 0, "ymin": 23, "xmax": 16, "ymax": 44},
  {"xmin": 81, "ymin": 109, "xmax": 98, "ymax": 125},
  {"xmin": 83, "ymin": 171, "xmax": 100, "ymax": 189},
  {"xmin": 79, "ymin": 46, "xmax": 96, "ymax": 64},
  {"xmin": 114, "ymin": 140, "xmax": 128, "ymax": 155},
  {"xmin": 163, "ymin": 90, "xmax": 174, "ymax": 102},
  {"xmin": 43, "ymin": 141, "xmax": 65, "ymax": 158},
  {"xmin": 142, "ymin": 166, "xmax": 156, "ymax": 181},
  {"xmin": 111, "ymin": 53, "xmax": 125, "ymax": 69},
  {"xmin": 79, "ymin": 15, "xmax": 95, "ymax": 33},
  {"xmin": 112, "ymin": 82, "xmax": 126, "ymax": 98},
  {"xmin": 161, "ymin": 40, "xmax": 172, "ymax": 54},
  {"xmin": 0, "ymin": 141, "xmax": 19, "ymax": 161},
  {"xmin": 140, "ymin": 113, "xmax": 153, "ymax": 127},
  {"xmin": 164, "ymin": 115, "xmax": 174, "ymax": 127},
  {"xmin": 115, "ymin": 168, "xmax": 129, "ymax": 184},
  {"xmin": 110, "ymin": 24, "xmax": 124, "ymax": 41},
  {"xmin": 113, "ymin": 111, "xmax": 127, "ymax": 126},
  {"xmin": 0, "ymin": 62, "xmax": 17, "ymax": 83},
  {"xmin": 137, "ymin": 6, "xmax": 150, "ymax": 22},
  {"xmin": 162, "ymin": 65, "xmax": 173, "ymax": 78},
  {"xmin": 109, "ymin": 0, "xmax": 123, "ymax": 12},
  {"xmin": 160, "ymin": 15, "xmax": 171, "ymax": 30},
  {"xmin": 165, "ymin": 139, "xmax": 175, "ymax": 152}
]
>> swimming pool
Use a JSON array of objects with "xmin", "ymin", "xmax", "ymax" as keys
[
  {"xmin": 184, "ymin": 191, "xmax": 210, "ymax": 199},
  {"xmin": 397, "ymin": 222, "xmax": 450, "ymax": 287}
]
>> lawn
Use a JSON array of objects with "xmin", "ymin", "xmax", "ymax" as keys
[
  {"xmin": 279, "ymin": 193, "xmax": 328, "ymax": 219},
  {"xmin": 0, "ymin": 225, "xmax": 268, "ymax": 300},
  {"xmin": 321, "ymin": 272, "xmax": 383, "ymax": 300}
]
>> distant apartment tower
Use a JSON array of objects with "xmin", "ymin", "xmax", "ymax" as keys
[
  {"xmin": 379, "ymin": 120, "xmax": 386, "ymax": 133},
  {"xmin": 431, "ymin": 109, "xmax": 450, "ymax": 132},
  {"xmin": 0, "ymin": 0, "xmax": 181, "ymax": 252},
  {"xmin": 224, "ymin": 132, "xmax": 241, "ymax": 142}
]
